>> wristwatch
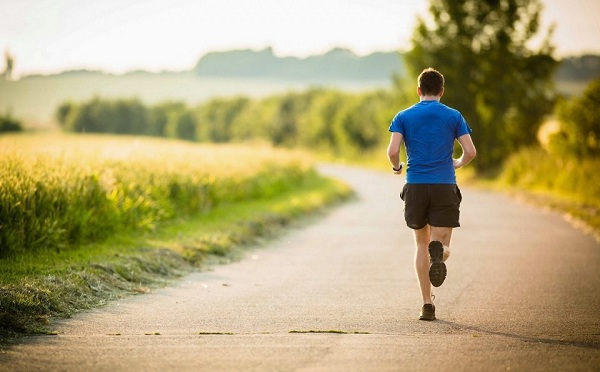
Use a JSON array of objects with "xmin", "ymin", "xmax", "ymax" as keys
[{"xmin": 393, "ymin": 164, "xmax": 403, "ymax": 172}]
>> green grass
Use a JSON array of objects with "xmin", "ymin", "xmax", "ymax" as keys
[
  {"xmin": 0, "ymin": 134, "xmax": 317, "ymax": 258},
  {"xmin": 288, "ymin": 330, "xmax": 370, "ymax": 334},
  {"xmin": 501, "ymin": 190, "xmax": 600, "ymax": 241},
  {"xmin": 0, "ymin": 133, "xmax": 353, "ymax": 341},
  {"xmin": 468, "ymin": 147, "xmax": 600, "ymax": 240},
  {"xmin": 0, "ymin": 173, "xmax": 352, "ymax": 341}
]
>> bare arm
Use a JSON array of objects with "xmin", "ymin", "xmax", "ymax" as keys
[
  {"xmin": 454, "ymin": 133, "xmax": 477, "ymax": 169},
  {"xmin": 387, "ymin": 132, "xmax": 404, "ymax": 174}
]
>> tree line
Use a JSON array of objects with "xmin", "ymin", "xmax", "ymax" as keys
[
  {"xmin": 55, "ymin": 74, "xmax": 599, "ymax": 171},
  {"xmin": 556, "ymin": 55, "xmax": 600, "ymax": 81},
  {"xmin": 57, "ymin": 89, "xmax": 402, "ymax": 158},
  {"xmin": 52, "ymin": 0, "xmax": 599, "ymax": 170}
]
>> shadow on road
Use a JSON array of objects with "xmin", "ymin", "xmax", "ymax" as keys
[{"xmin": 436, "ymin": 320, "xmax": 600, "ymax": 350}]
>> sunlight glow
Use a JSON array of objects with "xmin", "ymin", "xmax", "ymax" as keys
[{"xmin": 0, "ymin": 0, "xmax": 598, "ymax": 77}]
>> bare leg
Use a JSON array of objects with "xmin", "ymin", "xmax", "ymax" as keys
[
  {"xmin": 413, "ymin": 225, "xmax": 432, "ymax": 304},
  {"xmin": 430, "ymin": 226, "xmax": 453, "ymax": 248},
  {"xmin": 414, "ymin": 226, "xmax": 454, "ymax": 304},
  {"xmin": 431, "ymin": 226, "xmax": 453, "ymax": 262}
]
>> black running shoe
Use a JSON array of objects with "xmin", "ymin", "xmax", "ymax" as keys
[
  {"xmin": 419, "ymin": 304, "xmax": 436, "ymax": 321},
  {"xmin": 429, "ymin": 241, "xmax": 447, "ymax": 287}
]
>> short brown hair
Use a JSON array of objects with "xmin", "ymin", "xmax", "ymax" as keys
[{"xmin": 418, "ymin": 68, "xmax": 444, "ymax": 96}]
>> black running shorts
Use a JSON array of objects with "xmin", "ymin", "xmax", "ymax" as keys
[{"xmin": 399, "ymin": 183, "xmax": 462, "ymax": 230}]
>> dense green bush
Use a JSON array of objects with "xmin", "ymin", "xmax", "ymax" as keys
[
  {"xmin": 500, "ymin": 79, "xmax": 600, "ymax": 215},
  {"xmin": 56, "ymin": 88, "xmax": 404, "ymax": 156},
  {"xmin": 58, "ymin": 97, "xmax": 147, "ymax": 134},
  {"xmin": 0, "ymin": 112, "xmax": 22, "ymax": 133},
  {"xmin": 195, "ymin": 97, "xmax": 250, "ymax": 142},
  {"xmin": 549, "ymin": 78, "xmax": 600, "ymax": 158},
  {"xmin": 501, "ymin": 146, "xmax": 600, "ymax": 206}
]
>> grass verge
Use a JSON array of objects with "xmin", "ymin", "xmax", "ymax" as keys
[
  {"xmin": 289, "ymin": 330, "xmax": 370, "ymax": 334},
  {"xmin": 483, "ymin": 147, "xmax": 600, "ymax": 241},
  {"xmin": 486, "ymin": 186, "xmax": 600, "ymax": 242},
  {"xmin": 0, "ymin": 173, "xmax": 353, "ymax": 343}
]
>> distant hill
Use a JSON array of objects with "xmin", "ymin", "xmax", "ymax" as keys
[
  {"xmin": 555, "ymin": 54, "xmax": 600, "ymax": 81},
  {"xmin": 193, "ymin": 47, "xmax": 404, "ymax": 81},
  {"xmin": 1, "ymin": 48, "xmax": 598, "ymax": 126},
  {"xmin": 1, "ymin": 48, "xmax": 401, "ymax": 126}
]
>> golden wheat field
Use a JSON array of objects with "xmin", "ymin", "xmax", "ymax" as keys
[{"xmin": 0, "ymin": 133, "xmax": 316, "ymax": 257}]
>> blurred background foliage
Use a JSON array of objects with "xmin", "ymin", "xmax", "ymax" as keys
[
  {"xmin": 0, "ymin": 111, "xmax": 23, "ymax": 133},
  {"xmin": 4, "ymin": 0, "xmax": 600, "ymax": 207},
  {"xmin": 405, "ymin": 0, "xmax": 557, "ymax": 171},
  {"xmin": 1, "ymin": 0, "xmax": 598, "ymax": 339},
  {"xmin": 549, "ymin": 78, "xmax": 600, "ymax": 158},
  {"xmin": 55, "ymin": 88, "xmax": 398, "ymax": 159}
]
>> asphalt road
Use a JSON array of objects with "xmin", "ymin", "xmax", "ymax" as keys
[{"xmin": 2, "ymin": 165, "xmax": 599, "ymax": 371}]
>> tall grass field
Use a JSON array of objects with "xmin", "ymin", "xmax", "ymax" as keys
[
  {"xmin": 498, "ymin": 147, "xmax": 600, "ymax": 239},
  {"xmin": 0, "ymin": 134, "xmax": 318, "ymax": 258},
  {"xmin": 0, "ymin": 134, "xmax": 352, "ymax": 338}
]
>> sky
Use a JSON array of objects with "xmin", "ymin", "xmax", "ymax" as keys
[{"xmin": 1, "ymin": 0, "xmax": 599, "ymax": 77}]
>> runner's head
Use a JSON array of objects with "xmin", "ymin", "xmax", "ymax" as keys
[{"xmin": 418, "ymin": 68, "xmax": 444, "ymax": 96}]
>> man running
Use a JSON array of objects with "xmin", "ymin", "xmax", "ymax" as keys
[{"xmin": 387, "ymin": 67, "xmax": 476, "ymax": 321}]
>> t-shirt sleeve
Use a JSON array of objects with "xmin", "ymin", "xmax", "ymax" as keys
[
  {"xmin": 456, "ymin": 113, "xmax": 472, "ymax": 137},
  {"xmin": 388, "ymin": 112, "xmax": 404, "ymax": 134}
]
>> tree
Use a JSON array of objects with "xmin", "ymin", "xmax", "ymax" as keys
[
  {"xmin": 172, "ymin": 111, "xmax": 197, "ymax": 141},
  {"xmin": 196, "ymin": 98, "xmax": 250, "ymax": 142},
  {"xmin": 550, "ymin": 78, "xmax": 600, "ymax": 158},
  {"xmin": 148, "ymin": 103, "xmax": 170, "ymax": 136},
  {"xmin": 0, "ymin": 111, "xmax": 22, "ymax": 132},
  {"xmin": 3, "ymin": 49, "xmax": 14, "ymax": 81},
  {"xmin": 298, "ymin": 91, "xmax": 345, "ymax": 151},
  {"xmin": 56, "ymin": 102, "xmax": 76, "ymax": 127},
  {"xmin": 59, "ymin": 97, "xmax": 149, "ymax": 134},
  {"xmin": 404, "ymin": 0, "xmax": 558, "ymax": 170},
  {"xmin": 112, "ymin": 99, "xmax": 149, "ymax": 134},
  {"xmin": 269, "ymin": 93, "xmax": 306, "ymax": 147}
]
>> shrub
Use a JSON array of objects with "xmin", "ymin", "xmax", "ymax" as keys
[
  {"xmin": 501, "ymin": 146, "xmax": 600, "ymax": 206},
  {"xmin": 0, "ymin": 112, "xmax": 22, "ymax": 133},
  {"xmin": 549, "ymin": 78, "xmax": 600, "ymax": 158}
]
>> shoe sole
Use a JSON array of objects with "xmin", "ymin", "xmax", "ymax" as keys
[{"xmin": 429, "ymin": 241, "xmax": 447, "ymax": 287}]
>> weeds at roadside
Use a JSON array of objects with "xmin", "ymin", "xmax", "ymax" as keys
[{"xmin": 0, "ymin": 175, "xmax": 352, "ymax": 343}]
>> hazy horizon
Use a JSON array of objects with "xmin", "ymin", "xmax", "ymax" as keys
[
  {"xmin": 7, "ymin": 46, "xmax": 404, "ymax": 78},
  {"xmin": 2, "ymin": 0, "xmax": 600, "ymax": 78}
]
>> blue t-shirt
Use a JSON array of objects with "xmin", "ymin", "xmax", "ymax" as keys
[{"xmin": 388, "ymin": 100, "xmax": 472, "ymax": 184}]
